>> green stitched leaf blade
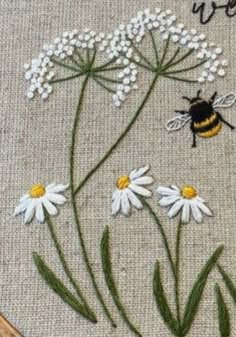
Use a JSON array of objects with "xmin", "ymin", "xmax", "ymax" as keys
[
  {"xmin": 218, "ymin": 264, "xmax": 236, "ymax": 304},
  {"xmin": 153, "ymin": 260, "xmax": 180, "ymax": 335},
  {"xmin": 101, "ymin": 226, "xmax": 142, "ymax": 337},
  {"xmin": 33, "ymin": 252, "xmax": 97, "ymax": 323},
  {"xmin": 215, "ymin": 284, "xmax": 231, "ymax": 337},
  {"xmin": 181, "ymin": 245, "xmax": 224, "ymax": 335}
]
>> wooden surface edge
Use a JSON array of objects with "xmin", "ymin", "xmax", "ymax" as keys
[{"xmin": 0, "ymin": 314, "xmax": 22, "ymax": 337}]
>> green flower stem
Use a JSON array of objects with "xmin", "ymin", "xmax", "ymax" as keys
[
  {"xmin": 93, "ymin": 77, "xmax": 117, "ymax": 94},
  {"xmin": 74, "ymin": 72, "xmax": 159, "ymax": 196},
  {"xmin": 163, "ymin": 48, "xmax": 181, "ymax": 69},
  {"xmin": 46, "ymin": 216, "xmax": 96, "ymax": 321},
  {"xmin": 75, "ymin": 49, "xmax": 86, "ymax": 66},
  {"xmin": 164, "ymin": 49, "xmax": 195, "ymax": 71},
  {"xmin": 49, "ymin": 72, "xmax": 84, "ymax": 84},
  {"xmin": 175, "ymin": 221, "xmax": 183, "ymax": 324},
  {"xmin": 163, "ymin": 75, "xmax": 198, "ymax": 83},
  {"xmin": 164, "ymin": 59, "xmax": 207, "ymax": 75},
  {"xmin": 160, "ymin": 36, "xmax": 171, "ymax": 66},
  {"xmin": 149, "ymin": 30, "xmax": 159, "ymax": 66},
  {"xmin": 93, "ymin": 65, "xmax": 126, "ymax": 73},
  {"xmin": 130, "ymin": 41, "xmax": 154, "ymax": 70},
  {"xmin": 142, "ymin": 200, "xmax": 176, "ymax": 278},
  {"xmin": 51, "ymin": 58, "xmax": 80, "ymax": 72},
  {"xmin": 69, "ymin": 72, "xmax": 117, "ymax": 328},
  {"xmin": 93, "ymin": 74, "xmax": 123, "ymax": 84}
]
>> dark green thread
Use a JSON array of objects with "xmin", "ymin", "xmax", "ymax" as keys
[
  {"xmin": 215, "ymin": 284, "xmax": 231, "ymax": 337},
  {"xmin": 130, "ymin": 40, "xmax": 154, "ymax": 70},
  {"xmin": 33, "ymin": 253, "xmax": 97, "ymax": 323},
  {"xmin": 163, "ymin": 75, "xmax": 198, "ymax": 83},
  {"xmin": 164, "ymin": 48, "xmax": 181, "ymax": 69},
  {"xmin": 175, "ymin": 221, "xmax": 183, "ymax": 325},
  {"xmin": 93, "ymin": 73, "xmax": 123, "ymax": 84},
  {"xmin": 143, "ymin": 200, "xmax": 176, "ymax": 278},
  {"xmin": 217, "ymin": 264, "xmax": 236, "ymax": 304},
  {"xmin": 93, "ymin": 77, "xmax": 117, "ymax": 94},
  {"xmin": 74, "ymin": 72, "xmax": 159, "ymax": 195},
  {"xmin": 101, "ymin": 226, "xmax": 142, "ymax": 337},
  {"xmin": 164, "ymin": 59, "xmax": 207, "ymax": 76},
  {"xmin": 160, "ymin": 35, "xmax": 171, "ymax": 66},
  {"xmin": 49, "ymin": 72, "xmax": 83, "ymax": 84},
  {"xmin": 181, "ymin": 245, "xmax": 224, "ymax": 336},
  {"xmin": 153, "ymin": 260, "xmax": 180, "ymax": 335},
  {"xmin": 149, "ymin": 30, "xmax": 159, "ymax": 66},
  {"xmin": 164, "ymin": 49, "xmax": 195, "ymax": 71},
  {"xmin": 45, "ymin": 215, "xmax": 95, "ymax": 318},
  {"xmin": 69, "ymin": 70, "xmax": 116, "ymax": 328},
  {"xmin": 51, "ymin": 57, "xmax": 80, "ymax": 72}
]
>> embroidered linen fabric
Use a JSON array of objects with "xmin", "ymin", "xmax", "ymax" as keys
[{"xmin": 1, "ymin": 0, "xmax": 236, "ymax": 336}]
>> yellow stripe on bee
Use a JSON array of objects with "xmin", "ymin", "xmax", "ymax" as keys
[
  {"xmin": 198, "ymin": 123, "xmax": 222, "ymax": 138},
  {"xmin": 193, "ymin": 112, "xmax": 217, "ymax": 128}
]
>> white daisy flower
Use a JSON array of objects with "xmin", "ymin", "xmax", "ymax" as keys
[
  {"xmin": 157, "ymin": 185, "xmax": 213, "ymax": 224},
  {"xmin": 14, "ymin": 183, "xmax": 69, "ymax": 224},
  {"xmin": 112, "ymin": 165, "xmax": 154, "ymax": 216}
]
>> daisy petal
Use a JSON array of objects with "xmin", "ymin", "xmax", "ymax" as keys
[
  {"xmin": 14, "ymin": 199, "xmax": 31, "ymax": 216},
  {"xmin": 194, "ymin": 199, "xmax": 213, "ymax": 217},
  {"xmin": 132, "ymin": 176, "xmax": 154, "ymax": 185},
  {"xmin": 126, "ymin": 189, "xmax": 143, "ymax": 209},
  {"xmin": 190, "ymin": 201, "xmax": 203, "ymax": 223},
  {"xmin": 129, "ymin": 165, "xmax": 150, "ymax": 180},
  {"xmin": 43, "ymin": 198, "xmax": 58, "ymax": 216},
  {"xmin": 24, "ymin": 200, "xmax": 37, "ymax": 224},
  {"xmin": 121, "ymin": 190, "xmax": 130, "ymax": 215},
  {"xmin": 159, "ymin": 195, "xmax": 180, "ymax": 207},
  {"xmin": 46, "ymin": 193, "xmax": 67, "ymax": 205},
  {"xmin": 167, "ymin": 199, "xmax": 185, "ymax": 218},
  {"xmin": 181, "ymin": 200, "xmax": 190, "ymax": 223},
  {"xmin": 129, "ymin": 183, "xmax": 152, "ymax": 197},
  {"xmin": 46, "ymin": 184, "xmax": 69, "ymax": 193},
  {"xmin": 36, "ymin": 202, "xmax": 45, "ymax": 223},
  {"xmin": 20, "ymin": 194, "xmax": 30, "ymax": 203},
  {"xmin": 157, "ymin": 186, "xmax": 180, "ymax": 196},
  {"xmin": 112, "ymin": 191, "xmax": 122, "ymax": 216}
]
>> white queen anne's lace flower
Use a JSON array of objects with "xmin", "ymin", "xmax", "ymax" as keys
[
  {"xmin": 24, "ymin": 29, "xmax": 107, "ymax": 100},
  {"xmin": 14, "ymin": 183, "xmax": 69, "ymax": 224},
  {"xmin": 103, "ymin": 8, "xmax": 228, "ymax": 107},
  {"xmin": 157, "ymin": 185, "xmax": 213, "ymax": 224},
  {"xmin": 112, "ymin": 165, "xmax": 154, "ymax": 216}
]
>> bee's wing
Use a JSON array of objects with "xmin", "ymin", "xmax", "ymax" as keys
[
  {"xmin": 166, "ymin": 114, "xmax": 191, "ymax": 132},
  {"xmin": 213, "ymin": 93, "xmax": 236, "ymax": 109}
]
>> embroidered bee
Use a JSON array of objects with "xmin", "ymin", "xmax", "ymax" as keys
[{"xmin": 166, "ymin": 91, "xmax": 236, "ymax": 147}]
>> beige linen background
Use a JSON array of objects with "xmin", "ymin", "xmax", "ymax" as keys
[{"xmin": 1, "ymin": 0, "xmax": 236, "ymax": 336}]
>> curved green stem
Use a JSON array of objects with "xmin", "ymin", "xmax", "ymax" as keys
[
  {"xmin": 69, "ymin": 73, "xmax": 116, "ymax": 328},
  {"xmin": 175, "ymin": 221, "xmax": 183, "ymax": 325},
  {"xmin": 142, "ymin": 200, "xmax": 176, "ymax": 278},
  {"xmin": 101, "ymin": 226, "xmax": 142, "ymax": 337},
  {"xmin": 74, "ymin": 72, "xmax": 159, "ymax": 195},
  {"xmin": 46, "ymin": 216, "xmax": 96, "ymax": 322}
]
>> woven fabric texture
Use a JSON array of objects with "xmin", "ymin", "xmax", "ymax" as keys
[{"xmin": 0, "ymin": 0, "xmax": 236, "ymax": 336}]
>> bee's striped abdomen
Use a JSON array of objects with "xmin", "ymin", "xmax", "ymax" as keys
[{"xmin": 193, "ymin": 112, "xmax": 222, "ymax": 138}]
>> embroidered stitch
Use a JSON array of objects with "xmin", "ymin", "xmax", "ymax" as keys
[
  {"xmin": 101, "ymin": 226, "xmax": 142, "ymax": 337},
  {"xmin": 192, "ymin": 1, "xmax": 236, "ymax": 25},
  {"xmin": 112, "ymin": 165, "xmax": 154, "ymax": 216},
  {"xmin": 19, "ymin": 7, "xmax": 233, "ymax": 335},
  {"xmin": 166, "ymin": 91, "xmax": 236, "ymax": 147}
]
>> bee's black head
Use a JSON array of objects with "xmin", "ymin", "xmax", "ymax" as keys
[{"xmin": 182, "ymin": 90, "xmax": 202, "ymax": 105}]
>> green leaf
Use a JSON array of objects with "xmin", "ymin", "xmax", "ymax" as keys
[
  {"xmin": 181, "ymin": 245, "xmax": 224, "ymax": 335},
  {"xmin": 215, "ymin": 284, "xmax": 230, "ymax": 337},
  {"xmin": 101, "ymin": 226, "xmax": 142, "ymax": 337},
  {"xmin": 33, "ymin": 252, "xmax": 97, "ymax": 323},
  {"xmin": 218, "ymin": 264, "xmax": 236, "ymax": 304},
  {"xmin": 153, "ymin": 260, "xmax": 180, "ymax": 335}
]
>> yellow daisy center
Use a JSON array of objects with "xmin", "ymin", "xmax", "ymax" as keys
[
  {"xmin": 181, "ymin": 185, "xmax": 197, "ymax": 199},
  {"xmin": 116, "ymin": 175, "xmax": 130, "ymax": 190},
  {"xmin": 29, "ymin": 184, "xmax": 46, "ymax": 198}
]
